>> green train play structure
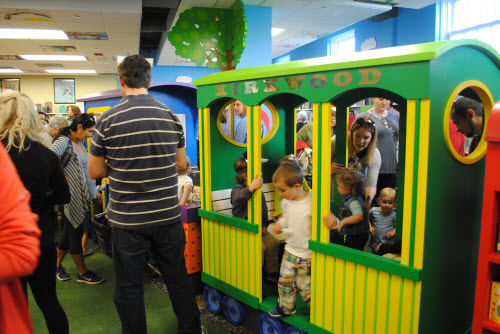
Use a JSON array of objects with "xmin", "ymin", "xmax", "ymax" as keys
[{"xmin": 193, "ymin": 39, "xmax": 500, "ymax": 334}]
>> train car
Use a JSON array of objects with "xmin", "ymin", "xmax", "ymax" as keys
[{"xmin": 193, "ymin": 39, "xmax": 500, "ymax": 334}]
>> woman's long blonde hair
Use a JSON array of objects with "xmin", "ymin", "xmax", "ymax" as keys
[
  {"xmin": 0, "ymin": 90, "xmax": 43, "ymax": 152},
  {"xmin": 348, "ymin": 116, "xmax": 378, "ymax": 165}
]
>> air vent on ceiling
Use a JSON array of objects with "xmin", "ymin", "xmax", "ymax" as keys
[{"xmin": 364, "ymin": 7, "xmax": 398, "ymax": 22}]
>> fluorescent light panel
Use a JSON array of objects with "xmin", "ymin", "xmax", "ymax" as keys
[
  {"xmin": 45, "ymin": 69, "xmax": 96, "ymax": 74},
  {"xmin": 20, "ymin": 55, "xmax": 86, "ymax": 61},
  {"xmin": 272, "ymin": 28, "xmax": 286, "ymax": 36},
  {"xmin": 0, "ymin": 29, "xmax": 68, "ymax": 40},
  {"xmin": 0, "ymin": 69, "xmax": 22, "ymax": 73}
]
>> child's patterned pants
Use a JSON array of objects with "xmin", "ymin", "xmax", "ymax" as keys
[{"xmin": 278, "ymin": 250, "xmax": 311, "ymax": 315}]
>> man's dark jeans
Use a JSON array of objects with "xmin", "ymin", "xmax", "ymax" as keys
[{"xmin": 112, "ymin": 222, "xmax": 201, "ymax": 334}]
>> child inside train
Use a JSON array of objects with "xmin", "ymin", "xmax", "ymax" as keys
[
  {"xmin": 177, "ymin": 156, "xmax": 193, "ymax": 207},
  {"xmin": 323, "ymin": 168, "xmax": 370, "ymax": 251},
  {"xmin": 270, "ymin": 163, "xmax": 312, "ymax": 317},
  {"xmin": 230, "ymin": 155, "xmax": 280, "ymax": 284},
  {"xmin": 273, "ymin": 154, "xmax": 311, "ymax": 221},
  {"xmin": 368, "ymin": 187, "xmax": 401, "ymax": 256}
]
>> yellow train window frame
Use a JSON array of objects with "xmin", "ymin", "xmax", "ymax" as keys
[
  {"xmin": 216, "ymin": 99, "xmax": 279, "ymax": 147},
  {"xmin": 443, "ymin": 80, "xmax": 493, "ymax": 164}
]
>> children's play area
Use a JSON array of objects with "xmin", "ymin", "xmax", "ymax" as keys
[
  {"xmin": 72, "ymin": 39, "xmax": 500, "ymax": 334},
  {"xmin": 191, "ymin": 39, "xmax": 500, "ymax": 334}
]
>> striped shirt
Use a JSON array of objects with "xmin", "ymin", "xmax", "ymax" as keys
[{"xmin": 90, "ymin": 94, "xmax": 185, "ymax": 229}]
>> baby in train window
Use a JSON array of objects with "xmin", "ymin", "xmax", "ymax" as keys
[{"xmin": 323, "ymin": 168, "xmax": 370, "ymax": 251}]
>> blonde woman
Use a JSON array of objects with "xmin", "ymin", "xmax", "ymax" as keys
[
  {"xmin": 0, "ymin": 90, "xmax": 70, "ymax": 333},
  {"xmin": 331, "ymin": 116, "xmax": 381, "ymax": 209}
]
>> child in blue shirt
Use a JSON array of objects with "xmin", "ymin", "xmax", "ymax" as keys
[{"xmin": 369, "ymin": 187, "xmax": 401, "ymax": 255}]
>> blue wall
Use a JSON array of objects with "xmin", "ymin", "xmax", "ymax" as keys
[
  {"xmin": 238, "ymin": 5, "xmax": 272, "ymax": 68},
  {"xmin": 395, "ymin": 5, "xmax": 437, "ymax": 46},
  {"xmin": 273, "ymin": 4, "xmax": 437, "ymax": 63}
]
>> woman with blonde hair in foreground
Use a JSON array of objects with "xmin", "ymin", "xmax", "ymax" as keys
[{"xmin": 0, "ymin": 90, "xmax": 70, "ymax": 333}]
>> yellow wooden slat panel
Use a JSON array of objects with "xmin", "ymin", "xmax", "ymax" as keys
[
  {"xmin": 343, "ymin": 262, "xmax": 355, "ymax": 334},
  {"xmin": 236, "ymin": 229, "xmax": 243, "ymax": 291},
  {"xmin": 414, "ymin": 99, "xmax": 430, "ymax": 269},
  {"xmin": 401, "ymin": 100, "xmax": 416, "ymax": 266},
  {"xmin": 225, "ymin": 225, "xmax": 233, "ymax": 285},
  {"xmin": 400, "ymin": 279, "xmax": 415, "ymax": 334},
  {"xmin": 364, "ymin": 268, "xmax": 378, "ymax": 334},
  {"xmin": 312, "ymin": 103, "xmax": 319, "ymax": 241},
  {"xmin": 215, "ymin": 222, "xmax": 220, "ymax": 279},
  {"xmin": 376, "ymin": 272, "xmax": 390, "ymax": 334},
  {"xmin": 324, "ymin": 255, "xmax": 335, "ymax": 332},
  {"xmin": 314, "ymin": 253, "xmax": 325, "ymax": 326},
  {"xmin": 387, "ymin": 275, "xmax": 402, "ymax": 334},
  {"xmin": 333, "ymin": 258, "xmax": 345, "ymax": 334},
  {"xmin": 243, "ymin": 230, "xmax": 249, "ymax": 293},
  {"xmin": 320, "ymin": 102, "xmax": 332, "ymax": 244},
  {"xmin": 353, "ymin": 265, "xmax": 367, "ymax": 334},
  {"xmin": 412, "ymin": 282, "xmax": 422, "ymax": 334},
  {"xmin": 231, "ymin": 226, "xmax": 237, "ymax": 287},
  {"xmin": 207, "ymin": 220, "xmax": 213, "ymax": 277},
  {"xmin": 310, "ymin": 253, "xmax": 317, "ymax": 324},
  {"xmin": 202, "ymin": 218, "xmax": 213, "ymax": 275}
]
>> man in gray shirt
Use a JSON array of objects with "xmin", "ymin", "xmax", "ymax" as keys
[{"xmin": 88, "ymin": 55, "xmax": 203, "ymax": 334}]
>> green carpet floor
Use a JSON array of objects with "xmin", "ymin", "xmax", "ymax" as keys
[{"xmin": 28, "ymin": 245, "xmax": 229, "ymax": 334}]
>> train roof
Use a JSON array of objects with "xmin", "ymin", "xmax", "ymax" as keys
[{"xmin": 193, "ymin": 39, "xmax": 500, "ymax": 86}]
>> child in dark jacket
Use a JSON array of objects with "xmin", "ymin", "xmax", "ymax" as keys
[
  {"xmin": 323, "ymin": 168, "xmax": 370, "ymax": 251},
  {"xmin": 231, "ymin": 156, "xmax": 280, "ymax": 283}
]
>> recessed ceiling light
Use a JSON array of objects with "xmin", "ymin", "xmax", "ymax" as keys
[
  {"xmin": 45, "ymin": 69, "xmax": 96, "ymax": 74},
  {"xmin": 271, "ymin": 28, "xmax": 286, "ymax": 37},
  {"xmin": 0, "ymin": 69, "xmax": 22, "ymax": 73},
  {"xmin": 0, "ymin": 29, "xmax": 68, "ymax": 40},
  {"xmin": 20, "ymin": 55, "xmax": 86, "ymax": 61}
]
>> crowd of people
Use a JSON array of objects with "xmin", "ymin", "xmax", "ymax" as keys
[
  {"xmin": 0, "ymin": 50, "xmax": 485, "ymax": 332},
  {"xmin": 0, "ymin": 55, "xmax": 206, "ymax": 334}
]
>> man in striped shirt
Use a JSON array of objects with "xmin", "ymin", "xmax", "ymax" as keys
[{"xmin": 89, "ymin": 55, "xmax": 202, "ymax": 334}]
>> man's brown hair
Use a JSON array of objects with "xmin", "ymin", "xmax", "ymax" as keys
[{"xmin": 117, "ymin": 55, "xmax": 151, "ymax": 89}]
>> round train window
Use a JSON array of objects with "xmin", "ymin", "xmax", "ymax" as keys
[
  {"xmin": 217, "ymin": 99, "xmax": 278, "ymax": 146},
  {"xmin": 444, "ymin": 80, "xmax": 493, "ymax": 164}
]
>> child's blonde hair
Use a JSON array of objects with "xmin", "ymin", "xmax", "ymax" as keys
[
  {"xmin": 179, "ymin": 156, "xmax": 191, "ymax": 175},
  {"xmin": 336, "ymin": 168, "xmax": 364, "ymax": 197},
  {"xmin": 379, "ymin": 187, "xmax": 396, "ymax": 201},
  {"xmin": 272, "ymin": 162, "xmax": 304, "ymax": 187},
  {"xmin": 280, "ymin": 154, "xmax": 300, "ymax": 167}
]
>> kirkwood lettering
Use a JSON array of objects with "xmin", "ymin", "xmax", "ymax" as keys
[{"xmin": 215, "ymin": 68, "xmax": 381, "ymax": 97}]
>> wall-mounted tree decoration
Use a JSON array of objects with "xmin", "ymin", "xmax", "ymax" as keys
[{"xmin": 168, "ymin": 0, "xmax": 247, "ymax": 71}]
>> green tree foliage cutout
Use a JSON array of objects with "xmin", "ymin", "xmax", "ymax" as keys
[{"xmin": 168, "ymin": 0, "xmax": 247, "ymax": 71}]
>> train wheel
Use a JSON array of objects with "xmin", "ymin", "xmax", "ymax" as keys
[
  {"xmin": 284, "ymin": 326, "xmax": 306, "ymax": 334},
  {"xmin": 222, "ymin": 295, "xmax": 246, "ymax": 326},
  {"xmin": 258, "ymin": 313, "xmax": 284, "ymax": 334},
  {"xmin": 203, "ymin": 286, "xmax": 222, "ymax": 314}
]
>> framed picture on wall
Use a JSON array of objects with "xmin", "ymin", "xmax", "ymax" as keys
[
  {"xmin": 1, "ymin": 78, "xmax": 20, "ymax": 92},
  {"xmin": 54, "ymin": 78, "xmax": 75, "ymax": 104}
]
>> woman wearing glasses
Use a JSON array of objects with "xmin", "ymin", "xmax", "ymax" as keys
[
  {"xmin": 358, "ymin": 98, "xmax": 399, "ymax": 195},
  {"xmin": 331, "ymin": 117, "xmax": 381, "ymax": 209},
  {"xmin": 50, "ymin": 113, "xmax": 104, "ymax": 285}
]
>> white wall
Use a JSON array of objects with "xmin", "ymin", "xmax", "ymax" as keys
[{"xmin": 0, "ymin": 75, "xmax": 118, "ymax": 111}]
